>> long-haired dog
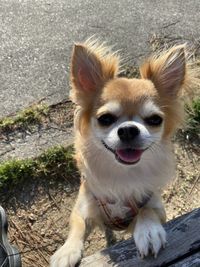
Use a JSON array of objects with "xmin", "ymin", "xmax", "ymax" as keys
[{"xmin": 51, "ymin": 39, "xmax": 197, "ymax": 267}]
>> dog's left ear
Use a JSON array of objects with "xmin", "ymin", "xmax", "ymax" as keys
[
  {"xmin": 70, "ymin": 41, "xmax": 119, "ymax": 106},
  {"xmin": 140, "ymin": 46, "xmax": 186, "ymax": 97}
]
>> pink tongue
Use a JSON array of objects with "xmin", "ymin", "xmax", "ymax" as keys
[{"xmin": 116, "ymin": 149, "xmax": 143, "ymax": 163}]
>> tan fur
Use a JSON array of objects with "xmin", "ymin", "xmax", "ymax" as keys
[
  {"xmin": 51, "ymin": 39, "xmax": 199, "ymax": 267},
  {"xmin": 70, "ymin": 39, "xmax": 120, "ymax": 109}
]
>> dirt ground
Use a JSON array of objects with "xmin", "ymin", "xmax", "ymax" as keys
[{"xmin": 1, "ymin": 136, "xmax": 199, "ymax": 267}]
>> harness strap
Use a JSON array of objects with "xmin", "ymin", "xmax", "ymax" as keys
[{"xmin": 94, "ymin": 193, "xmax": 152, "ymax": 231}]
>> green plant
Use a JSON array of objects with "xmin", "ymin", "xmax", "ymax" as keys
[
  {"xmin": 0, "ymin": 159, "xmax": 36, "ymax": 186},
  {"xmin": 0, "ymin": 104, "xmax": 49, "ymax": 132},
  {"xmin": 185, "ymin": 98, "xmax": 200, "ymax": 136},
  {"xmin": 0, "ymin": 145, "xmax": 77, "ymax": 188}
]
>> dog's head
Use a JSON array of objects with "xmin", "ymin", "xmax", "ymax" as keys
[{"xmin": 70, "ymin": 39, "xmax": 187, "ymax": 166}]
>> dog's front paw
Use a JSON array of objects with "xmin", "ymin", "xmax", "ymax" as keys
[
  {"xmin": 133, "ymin": 219, "xmax": 166, "ymax": 258},
  {"xmin": 50, "ymin": 240, "xmax": 83, "ymax": 267}
]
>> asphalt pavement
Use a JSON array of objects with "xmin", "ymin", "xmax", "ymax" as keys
[{"xmin": 0, "ymin": 0, "xmax": 200, "ymax": 118}]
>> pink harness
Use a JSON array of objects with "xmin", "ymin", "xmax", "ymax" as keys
[{"xmin": 94, "ymin": 194, "xmax": 151, "ymax": 231}]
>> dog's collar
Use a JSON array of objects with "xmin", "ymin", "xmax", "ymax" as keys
[{"xmin": 93, "ymin": 192, "xmax": 152, "ymax": 230}]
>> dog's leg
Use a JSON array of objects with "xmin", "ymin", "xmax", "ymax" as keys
[
  {"xmin": 50, "ymin": 182, "xmax": 93, "ymax": 267},
  {"xmin": 50, "ymin": 208, "xmax": 85, "ymax": 267},
  {"xmin": 105, "ymin": 227, "xmax": 117, "ymax": 247},
  {"xmin": 133, "ymin": 195, "xmax": 166, "ymax": 258}
]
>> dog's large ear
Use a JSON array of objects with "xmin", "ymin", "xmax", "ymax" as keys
[
  {"xmin": 70, "ymin": 40, "xmax": 119, "ymax": 106},
  {"xmin": 140, "ymin": 46, "xmax": 186, "ymax": 97}
]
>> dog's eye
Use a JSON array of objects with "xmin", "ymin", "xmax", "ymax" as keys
[
  {"xmin": 144, "ymin": 114, "xmax": 163, "ymax": 126},
  {"xmin": 97, "ymin": 114, "xmax": 117, "ymax": 126}
]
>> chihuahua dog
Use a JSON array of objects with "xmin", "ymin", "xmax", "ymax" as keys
[{"xmin": 51, "ymin": 39, "xmax": 195, "ymax": 267}]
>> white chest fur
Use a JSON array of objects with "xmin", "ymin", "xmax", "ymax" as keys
[{"xmin": 81, "ymin": 139, "xmax": 175, "ymax": 203}]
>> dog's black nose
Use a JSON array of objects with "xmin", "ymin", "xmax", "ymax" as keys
[{"xmin": 118, "ymin": 126, "xmax": 140, "ymax": 142}]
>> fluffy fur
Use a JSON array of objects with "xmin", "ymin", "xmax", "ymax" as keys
[{"xmin": 51, "ymin": 39, "xmax": 198, "ymax": 267}]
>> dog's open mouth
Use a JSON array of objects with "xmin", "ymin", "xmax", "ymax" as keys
[
  {"xmin": 102, "ymin": 141, "xmax": 144, "ymax": 165},
  {"xmin": 115, "ymin": 148, "xmax": 143, "ymax": 164}
]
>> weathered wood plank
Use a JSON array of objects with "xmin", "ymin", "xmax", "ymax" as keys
[
  {"xmin": 171, "ymin": 252, "xmax": 200, "ymax": 267},
  {"xmin": 80, "ymin": 208, "xmax": 200, "ymax": 267}
]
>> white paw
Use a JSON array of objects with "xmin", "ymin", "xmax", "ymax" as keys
[
  {"xmin": 133, "ymin": 219, "xmax": 166, "ymax": 258},
  {"xmin": 50, "ymin": 241, "xmax": 83, "ymax": 267}
]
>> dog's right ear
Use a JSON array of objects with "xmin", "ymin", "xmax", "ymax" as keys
[
  {"xmin": 70, "ymin": 40, "xmax": 119, "ymax": 106},
  {"xmin": 140, "ymin": 46, "xmax": 186, "ymax": 97}
]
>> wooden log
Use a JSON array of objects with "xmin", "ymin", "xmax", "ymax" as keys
[
  {"xmin": 170, "ymin": 252, "xmax": 200, "ymax": 266},
  {"xmin": 80, "ymin": 208, "xmax": 200, "ymax": 267}
]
